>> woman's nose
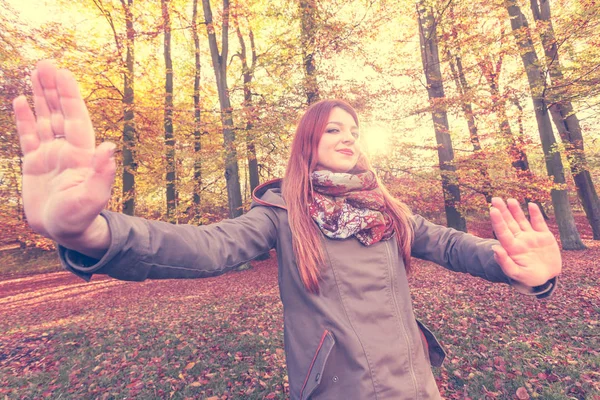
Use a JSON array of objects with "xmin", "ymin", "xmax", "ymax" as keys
[{"xmin": 342, "ymin": 130, "xmax": 355, "ymax": 144}]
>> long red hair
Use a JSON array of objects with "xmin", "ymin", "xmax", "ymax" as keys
[{"xmin": 282, "ymin": 99, "xmax": 414, "ymax": 293}]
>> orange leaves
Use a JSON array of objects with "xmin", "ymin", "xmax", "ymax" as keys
[
  {"xmin": 2, "ymin": 234, "xmax": 600, "ymax": 398},
  {"xmin": 516, "ymin": 387, "xmax": 530, "ymax": 399},
  {"xmin": 184, "ymin": 361, "xmax": 195, "ymax": 370}
]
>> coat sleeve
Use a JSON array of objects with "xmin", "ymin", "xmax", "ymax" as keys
[
  {"xmin": 410, "ymin": 214, "xmax": 556, "ymax": 298},
  {"xmin": 57, "ymin": 206, "xmax": 278, "ymax": 282}
]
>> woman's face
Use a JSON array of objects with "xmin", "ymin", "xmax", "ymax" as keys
[{"xmin": 315, "ymin": 107, "xmax": 360, "ymax": 173}]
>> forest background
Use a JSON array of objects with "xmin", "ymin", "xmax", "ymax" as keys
[
  {"xmin": 1, "ymin": 0, "xmax": 600, "ymax": 247},
  {"xmin": 0, "ymin": 0, "xmax": 599, "ymax": 399}
]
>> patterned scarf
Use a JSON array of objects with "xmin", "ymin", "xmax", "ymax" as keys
[{"xmin": 309, "ymin": 170, "xmax": 395, "ymax": 245}]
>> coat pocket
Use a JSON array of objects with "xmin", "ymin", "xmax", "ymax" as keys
[
  {"xmin": 299, "ymin": 329, "xmax": 336, "ymax": 400},
  {"xmin": 416, "ymin": 319, "xmax": 446, "ymax": 367}
]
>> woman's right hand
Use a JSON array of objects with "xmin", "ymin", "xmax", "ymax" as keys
[{"xmin": 13, "ymin": 60, "xmax": 116, "ymax": 245}]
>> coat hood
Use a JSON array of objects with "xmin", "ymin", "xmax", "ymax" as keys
[{"xmin": 252, "ymin": 178, "xmax": 286, "ymax": 210}]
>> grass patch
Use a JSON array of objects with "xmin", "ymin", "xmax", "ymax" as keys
[
  {"xmin": 1, "ymin": 218, "xmax": 599, "ymax": 399},
  {"xmin": 0, "ymin": 247, "xmax": 61, "ymax": 277}
]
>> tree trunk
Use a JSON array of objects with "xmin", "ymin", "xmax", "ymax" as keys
[
  {"xmin": 162, "ymin": 0, "xmax": 178, "ymax": 223},
  {"xmin": 192, "ymin": 0, "xmax": 202, "ymax": 221},
  {"xmin": 417, "ymin": 1, "xmax": 467, "ymax": 232},
  {"xmin": 449, "ymin": 53, "xmax": 481, "ymax": 151},
  {"xmin": 235, "ymin": 18, "xmax": 260, "ymax": 194},
  {"xmin": 299, "ymin": 0, "xmax": 320, "ymax": 104},
  {"xmin": 530, "ymin": 0, "xmax": 600, "ymax": 239},
  {"xmin": 447, "ymin": 49, "xmax": 493, "ymax": 204},
  {"xmin": 505, "ymin": 0, "xmax": 585, "ymax": 249},
  {"xmin": 511, "ymin": 96, "xmax": 550, "ymax": 220},
  {"xmin": 234, "ymin": 15, "xmax": 269, "ymax": 261},
  {"xmin": 121, "ymin": 0, "xmax": 136, "ymax": 216},
  {"xmin": 202, "ymin": 0, "xmax": 244, "ymax": 219}
]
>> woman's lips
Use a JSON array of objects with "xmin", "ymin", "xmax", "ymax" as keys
[{"xmin": 336, "ymin": 149, "xmax": 354, "ymax": 156}]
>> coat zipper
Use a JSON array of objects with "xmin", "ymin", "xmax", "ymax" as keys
[{"xmin": 385, "ymin": 240, "xmax": 419, "ymax": 400}]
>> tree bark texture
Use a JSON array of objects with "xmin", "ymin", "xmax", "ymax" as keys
[
  {"xmin": 203, "ymin": 0, "xmax": 244, "ymax": 219},
  {"xmin": 299, "ymin": 0, "xmax": 320, "ymax": 104},
  {"xmin": 530, "ymin": 0, "xmax": 600, "ymax": 239},
  {"xmin": 121, "ymin": 0, "xmax": 136, "ymax": 216},
  {"xmin": 505, "ymin": 0, "xmax": 585, "ymax": 249},
  {"xmin": 162, "ymin": 0, "xmax": 178, "ymax": 223},
  {"xmin": 447, "ymin": 50, "xmax": 493, "ymax": 204},
  {"xmin": 192, "ymin": 0, "xmax": 202, "ymax": 216},
  {"xmin": 235, "ymin": 17, "xmax": 260, "ymax": 194},
  {"xmin": 417, "ymin": 1, "xmax": 467, "ymax": 232},
  {"xmin": 511, "ymin": 96, "xmax": 550, "ymax": 219}
]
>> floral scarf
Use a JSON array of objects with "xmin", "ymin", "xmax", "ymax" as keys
[{"xmin": 309, "ymin": 170, "xmax": 395, "ymax": 245}]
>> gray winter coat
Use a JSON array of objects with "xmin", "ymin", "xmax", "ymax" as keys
[{"xmin": 59, "ymin": 180, "xmax": 555, "ymax": 399}]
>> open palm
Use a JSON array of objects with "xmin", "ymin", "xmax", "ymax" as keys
[
  {"xmin": 490, "ymin": 198, "xmax": 562, "ymax": 288},
  {"xmin": 13, "ymin": 60, "xmax": 116, "ymax": 241}
]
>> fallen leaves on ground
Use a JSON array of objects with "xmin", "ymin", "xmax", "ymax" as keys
[{"xmin": 0, "ymin": 216, "xmax": 598, "ymax": 399}]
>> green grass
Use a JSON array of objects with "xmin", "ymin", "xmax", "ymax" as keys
[
  {"xmin": 1, "ymin": 232, "xmax": 599, "ymax": 399},
  {"xmin": 0, "ymin": 247, "xmax": 61, "ymax": 277}
]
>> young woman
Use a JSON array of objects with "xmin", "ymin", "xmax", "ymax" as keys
[{"xmin": 13, "ymin": 60, "xmax": 561, "ymax": 400}]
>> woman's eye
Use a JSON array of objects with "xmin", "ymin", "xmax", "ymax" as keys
[
  {"xmin": 352, "ymin": 132, "xmax": 360, "ymax": 138},
  {"xmin": 326, "ymin": 128, "xmax": 339, "ymax": 133}
]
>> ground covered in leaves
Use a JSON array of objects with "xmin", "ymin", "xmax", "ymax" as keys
[{"xmin": 0, "ymin": 218, "xmax": 598, "ymax": 399}]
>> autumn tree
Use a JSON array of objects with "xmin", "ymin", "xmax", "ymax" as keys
[
  {"xmin": 202, "ymin": 0, "xmax": 244, "ymax": 219},
  {"xmin": 91, "ymin": 0, "xmax": 137, "ymax": 216},
  {"xmin": 530, "ymin": 0, "xmax": 600, "ymax": 239},
  {"xmin": 442, "ymin": 5, "xmax": 493, "ymax": 204},
  {"xmin": 121, "ymin": 0, "xmax": 136, "ymax": 216},
  {"xmin": 232, "ymin": 6, "xmax": 260, "ymax": 195},
  {"xmin": 476, "ymin": 53, "xmax": 550, "ymax": 216},
  {"xmin": 429, "ymin": 0, "xmax": 549, "ymax": 215},
  {"xmin": 504, "ymin": 0, "xmax": 585, "ymax": 250},
  {"xmin": 0, "ymin": 0, "xmax": 33, "ymax": 246},
  {"xmin": 417, "ymin": 0, "xmax": 467, "ymax": 232},
  {"xmin": 191, "ymin": 0, "xmax": 203, "ymax": 219},
  {"xmin": 299, "ymin": 0, "xmax": 320, "ymax": 104},
  {"xmin": 161, "ymin": 0, "xmax": 178, "ymax": 223}
]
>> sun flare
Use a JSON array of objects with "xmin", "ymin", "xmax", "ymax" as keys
[{"xmin": 361, "ymin": 122, "xmax": 393, "ymax": 156}]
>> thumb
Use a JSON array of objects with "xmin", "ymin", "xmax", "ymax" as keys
[{"xmin": 93, "ymin": 141, "xmax": 117, "ymax": 175}]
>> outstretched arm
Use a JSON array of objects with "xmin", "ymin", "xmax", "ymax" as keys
[
  {"xmin": 411, "ymin": 198, "xmax": 561, "ymax": 297},
  {"xmin": 60, "ymin": 206, "xmax": 278, "ymax": 282}
]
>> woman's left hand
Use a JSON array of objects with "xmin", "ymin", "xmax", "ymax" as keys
[{"xmin": 489, "ymin": 198, "xmax": 562, "ymax": 288}]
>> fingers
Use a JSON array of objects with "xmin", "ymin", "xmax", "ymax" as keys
[
  {"xmin": 29, "ymin": 60, "xmax": 95, "ymax": 150},
  {"xmin": 37, "ymin": 60, "xmax": 63, "ymax": 113},
  {"xmin": 31, "ymin": 69, "xmax": 54, "ymax": 142},
  {"xmin": 528, "ymin": 202, "xmax": 550, "ymax": 232},
  {"xmin": 489, "ymin": 206, "xmax": 515, "ymax": 247},
  {"xmin": 56, "ymin": 69, "xmax": 95, "ymax": 149},
  {"xmin": 506, "ymin": 198, "xmax": 533, "ymax": 232},
  {"xmin": 13, "ymin": 96, "xmax": 40, "ymax": 155},
  {"xmin": 492, "ymin": 245, "xmax": 521, "ymax": 280},
  {"xmin": 34, "ymin": 60, "xmax": 67, "ymax": 141},
  {"xmin": 491, "ymin": 197, "xmax": 521, "ymax": 234}
]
